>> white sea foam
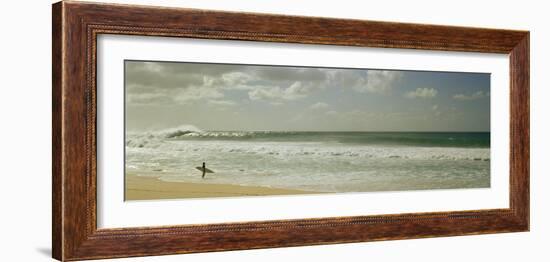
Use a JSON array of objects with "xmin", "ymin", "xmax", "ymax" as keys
[
  {"xmin": 127, "ymin": 138, "xmax": 489, "ymax": 161},
  {"xmin": 126, "ymin": 125, "xmax": 203, "ymax": 148},
  {"xmin": 125, "ymin": 130, "xmax": 491, "ymax": 193}
]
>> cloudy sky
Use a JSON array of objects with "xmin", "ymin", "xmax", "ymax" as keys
[{"xmin": 125, "ymin": 60, "xmax": 490, "ymax": 132}]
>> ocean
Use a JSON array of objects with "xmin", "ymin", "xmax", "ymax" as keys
[{"xmin": 125, "ymin": 125, "xmax": 490, "ymax": 193}]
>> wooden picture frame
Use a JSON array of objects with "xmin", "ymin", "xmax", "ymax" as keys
[{"xmin": 52, "ymin": 1, "xmax": 529, "ymax": 261}]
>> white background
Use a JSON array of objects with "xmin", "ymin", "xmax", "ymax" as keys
[{"xmin": 0, "ymin": 0, "xmax": 547, "ymax": 261}]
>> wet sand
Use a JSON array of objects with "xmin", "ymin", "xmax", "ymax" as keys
[{"xmin": 125, "ymin": 173, "xmax": 316, "ymax": 200}]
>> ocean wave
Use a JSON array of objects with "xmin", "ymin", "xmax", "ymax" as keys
[
  {"xmin": 126, "ymin": 125, "xmax": 203, "ymax": 148},
  {"xmin": 125, "ymin": 127, "xmax": 490, "ymax": 193},
  {"xmin": 126, "ymin": 138, "xmax": 490, "ymax": 161},
  {"xmin": 126, "ymin": 128, "xmax": 298, "ymax": 147},
  {"xmin": 171, "ymin": 130, "xmax": 302, "ymax": 139},
  {"xmin": 125, "ymin": 126, "xmax": 490, "ymax": 161},
  {"xmin": 182, "ymin": 131, "xmax": 255, "ymax": 138},
  {"xmin": 129, "ymin": 127, "xmax": 490, "ymax": 148},
  {"xmin": 154, "ymin": 125, "xmax": 203, "ymax": 138}
]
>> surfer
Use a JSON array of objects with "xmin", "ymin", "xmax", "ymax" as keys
[{"xmin": 196, "ymin": 162, "xmax": 213, "ymax": 178}]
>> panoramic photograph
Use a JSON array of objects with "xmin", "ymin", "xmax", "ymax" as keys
[{"xmin": 124, "ymin": 60, "xmax": 490, "ymax": 201}]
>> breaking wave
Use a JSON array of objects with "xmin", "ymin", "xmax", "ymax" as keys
[
  {"xmin": 126, "ymin": 125, "xmax": 203, "ymax": 148},
  {"xmin": 125, "ymin": 125, "xmax": 491, "ymax": 192},
  {"xmin": 126, "ymin": 138, "xmax": 489, "ymax": 162}
]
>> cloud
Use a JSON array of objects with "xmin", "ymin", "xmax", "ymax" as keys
[
  {"xmin": 325, "ymin": 110, "xmax": 338, "ymax": 116},
  {"xmin": 453, "ymin": 91, "xmax": 489, "ymax": 100},
  {"xmin": 173, "ymin": 87, "xmax": 224, "ymax": 104},
  {"xmin": 221, "ymin": 72, "xmax": 253, "ymax": 86},
  {"xmin": 125, "ymin": 61, "xmax": 407, "ymax": 107},
  {"xmin": 125, "ymin": 62, "xmax": 236, "ymax": 105},
  {"xmin": 364, "ymin": 70, "xmax": 404, "ymax": 94},
  {"xmin": 327, "ymin": 70, "xmax": 403, "ymax": 94},
  {"xmin": 255, "ymin": 67, "xmax": 330, "ymax": 83},
  {"xmin": 432, "ymin": 104, "xmax": 442, "ymax": 116},
  {"xmin": 126, "ymin": 61, "xmax": 336, "ymax": 105},
  {"xmin": 285, "ymin": 81, "xmax": 314, "ymax": 99},
  {"xmin": 125, "ymin": 83, "xmax": 224, "ymax": 105},
  {"xmin": 405, "ymin": 88, "xmax": 438, "ymax": 99},
  {"xmin": 248, "ymin": 81, "xmax": 314, "ymax": 101},
  {"xmin": 126, "ymin": 92, "xmax": 171, "ymax": 105},
  {"xmin": 310, "ymin": 102, "xmax": 329, "ymax": 110},
  {"xmin": 125, "ymin": 62, "xmax": 226, "ymax": 90},
  {"xmin": 248, "ymin": 87, "xmax": 280, "ymax": 101},
  {"xmin": 207, "ymin": 100, "xmax": 237, "ymax": 107},
  {"xmin": 322, "ymin": 69, "xmax": 403, "ymax": 94}
]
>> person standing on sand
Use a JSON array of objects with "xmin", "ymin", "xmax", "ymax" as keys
[{"xmin": 196, "ymin": 162, "xmax": 213, "ymax": 178}]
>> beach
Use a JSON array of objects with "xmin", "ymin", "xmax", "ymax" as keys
[{"xmin": 125, "ymin": 173, "xmax": 315, "ymax": 200}]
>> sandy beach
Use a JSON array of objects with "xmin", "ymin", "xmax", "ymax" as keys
[{"xmin": 125, "ymin": 173, "xmax": 315, "ymax": 200}]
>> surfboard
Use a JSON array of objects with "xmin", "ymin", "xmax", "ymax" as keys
[{"xmin": 196, "ymin": 167, "xmax": 214, "ymax": 173}]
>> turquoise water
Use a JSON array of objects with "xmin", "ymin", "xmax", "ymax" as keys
[
  {"xmin": 169, "ymin": 131, "xmax": 490, "ymax": 148},
  {"xmin": 126, "ymin": 126, "xmax": 491, "ymax": 194}
]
